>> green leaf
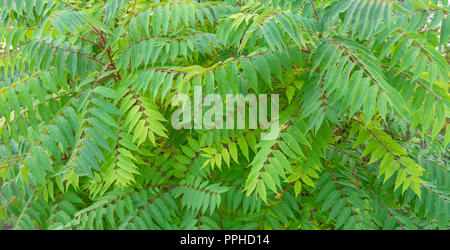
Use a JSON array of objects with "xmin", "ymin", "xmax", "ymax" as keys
[
  {"xmin": 256, "ymin": 180, "xmax": 267, "ymax": 204},
  {"xmin": 94, "ymin": 86, "xmax": 120, "ymax": 100},
  {"xmin": 294, "ymin": 181, "xmax": 302, "ymax": 198}
]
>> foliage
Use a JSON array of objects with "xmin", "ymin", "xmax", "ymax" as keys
[{"xmin": 0, "ymin": 0, "xmax": 449, "ymax": 230}]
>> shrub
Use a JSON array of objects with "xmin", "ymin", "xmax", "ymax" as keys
[{"xmin": 0, "ymin": 0, "xmax": 448, "ymax": 230}]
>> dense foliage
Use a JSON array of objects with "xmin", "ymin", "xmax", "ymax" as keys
[{"xmin": 0, "ymin": 0, "xmax": 449, "ymax": 230}]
